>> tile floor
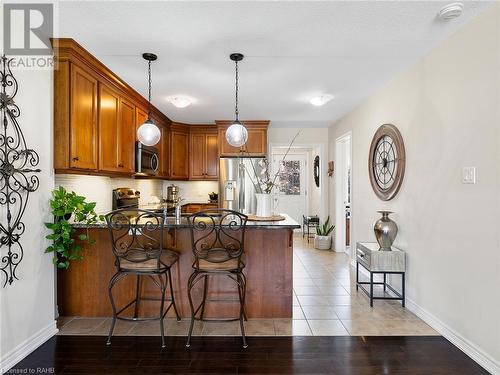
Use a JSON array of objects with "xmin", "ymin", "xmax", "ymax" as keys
[{"xmin": 58, "ymin": 234, "xmax": 438, "ymax": 337}]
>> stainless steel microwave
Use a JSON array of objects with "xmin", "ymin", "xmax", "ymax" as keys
[{"xmin": 135, "ymin": 142, "xmax": 159, "ymax": 176}]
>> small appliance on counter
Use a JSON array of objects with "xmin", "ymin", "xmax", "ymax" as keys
[
  {"xmin": 112, "ymin": 188, "xmax": 140, "ymax": 210},
  {"xmin": 208, "ymin": 192, "xmax": 218, "ymax": 203},
  {"xmin": 135, "ymin": 142, "xmax": 159, "ymax": 176},
  {"xmin": 166, "ymin": 184, "xmax": 180, "ymax": 203}
]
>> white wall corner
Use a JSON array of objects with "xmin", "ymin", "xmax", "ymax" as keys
[
  {"xmin": 349, "ymin": 260, "xmax": 499, "ymax": 374},
  {"xmin": 404, "ymin": 298, "xmax": 499, "ymax": 375},
  {"xmin": 0, "ymin": 321, "xmax": 58, "ymax": 373}
]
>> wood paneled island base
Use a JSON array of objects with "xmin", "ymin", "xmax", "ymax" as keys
[{"xmin": 58, "ymin": 219, "xmax": 299, "ymax": 319}]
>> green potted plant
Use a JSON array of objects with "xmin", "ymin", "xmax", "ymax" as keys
[
  {"xmin": 314, "ymin": 216, "xmax": 335, "ymax": 250},
  {"xmin": 45, "ymin": 186, "xmax": 102, "ymax": 269}
]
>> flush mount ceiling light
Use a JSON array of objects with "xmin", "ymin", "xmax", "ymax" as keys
[
  {"xmin": 225, "ymin": 53, "xmax": 248, "ymax": 148},
  {"xmin": 438, "ymin": 2, "xmax": 464, "ymax": 20},
  {"xmin": 137, "ymin": 53, "xmax": 161, "ymax": 146},
  {"xmin": 166, "ymin": 95, "xmax": 194, "ymax": 108},
  {"xmin": 310, "ymin": 94, "xmax": 334, "ymax": 107}
]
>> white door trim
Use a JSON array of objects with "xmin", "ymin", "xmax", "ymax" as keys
[
  {"xmin": 269, "ymin": 142, "xmax": 327, "ymax": 221},
  {"xmin": 335, "ymin": 131, "xmax": 352, "ymax": 254},
  {"xmin": 270, "ymin": 148, "xmax": 309, "ymax": 228}
]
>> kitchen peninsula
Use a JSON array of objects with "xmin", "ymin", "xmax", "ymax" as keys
[{"xmin": 58, "ymin": 215, "xmax": 300, "ymax": 319}]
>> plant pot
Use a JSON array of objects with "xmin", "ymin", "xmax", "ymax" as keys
[
  {"xmin": 255, "ymin": 193, "xmax": 273, "ymax": 217},
  {"xmin": 314, "ymin": 235, "xmax": 332, "ymax": 250}
]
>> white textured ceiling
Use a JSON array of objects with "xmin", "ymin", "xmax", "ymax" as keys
[{"xmin": 58, "ymin": 1, "xmax": 491, "ymax": 127}]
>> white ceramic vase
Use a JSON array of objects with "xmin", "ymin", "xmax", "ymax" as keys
[
  {"xmin": 314, "ymin": 235, "xmax": 332, "ymax": 250},
  {"xmin": 255, "ymin": 193, "xmax": 272, "ymax": 217}
]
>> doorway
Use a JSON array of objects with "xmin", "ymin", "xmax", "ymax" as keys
[
  {"xmin": 271, "ymin": 150, "xmax": 308, "ymax": 227},
  {"xmin": 335, "ymin": 132, "xmax": 352, "ymax": 253}
]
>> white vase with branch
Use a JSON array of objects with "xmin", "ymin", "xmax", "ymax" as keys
[{"xmin": 245, "ymin": 132, "xmax": 300, "ymax": 217}]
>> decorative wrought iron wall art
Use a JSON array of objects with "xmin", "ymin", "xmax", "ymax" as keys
[{"xmin": 0, "ymin": 55, "xmax": 41, "ymax": 287}]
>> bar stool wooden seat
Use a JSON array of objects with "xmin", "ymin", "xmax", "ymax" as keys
[
  {"xmin": 186, "ymin": 209, "xmax": 248, "ymax": 348},
  {"xmin": 105, "ymin": 209, "xmax": 180, "ymax": 348}
]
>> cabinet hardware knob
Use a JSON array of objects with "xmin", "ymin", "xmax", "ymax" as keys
[
  {"xmin": 118, "ymin": 164, "xmax": 124, "ymax": 168},
  {"xmin": 72, "ymin": 156, "xmax": 79, "ymax": 161}
]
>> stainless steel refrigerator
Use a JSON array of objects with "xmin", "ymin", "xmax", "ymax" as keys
[{"xmin": 219, "ymin": 157, "xmax": 264, "ymax": 214}]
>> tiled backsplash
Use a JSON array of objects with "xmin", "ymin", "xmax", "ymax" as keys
[
  {"xmin": 164, "ymin": 180, "xmax": 218, "ymax": 203},
  {"xmin": 55, "ymin": 175, "xmax": 218, "ymax": 214}
]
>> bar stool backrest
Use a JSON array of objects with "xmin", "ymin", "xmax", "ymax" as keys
[
  {"xmin": 188, "ymin": 209, "xmax": 247, "ymax": 267},
  {"xmin": 105, "ymin": 209, "xmax": 165, "ymax": 271}
]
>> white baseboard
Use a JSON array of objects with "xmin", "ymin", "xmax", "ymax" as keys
[
  {"xmin": 348, "ymin": 261, "xmax": 499, "ymax": 374},
  {"xmin": 405, "ymin": 298, "xmax": 499, "ymax": 375},
  {"xmin": 0, "ymin": 321, "xmax": 58, "ymax": 373}
]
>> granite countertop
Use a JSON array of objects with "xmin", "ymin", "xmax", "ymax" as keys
[{"xmin": 72, "ymin": 213, "xmax": 300, "ymax": 230}]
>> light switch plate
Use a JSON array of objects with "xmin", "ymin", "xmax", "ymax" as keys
[{"xmin": 462, "ymin": 167, "xmax": 476, "ymax": 184}]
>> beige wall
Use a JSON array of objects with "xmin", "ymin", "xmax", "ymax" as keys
[{"xmin": 328, "ymin": 6, "xmax": 500, "ymax": 372}]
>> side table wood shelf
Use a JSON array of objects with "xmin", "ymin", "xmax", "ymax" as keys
[{"xmin": 356, "ymin": 242, "xmax": 406, "ymax": 307}]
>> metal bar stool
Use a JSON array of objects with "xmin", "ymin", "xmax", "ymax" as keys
[
  {"xmin": 185, "ymin": 209, "xmax": 248, "ymax": 348},
  {"xmin": 303, "ymin": 215, "xmax": 320, "ymax": 243},
  {"xmin": 105, "ymin": 209, "xmax": 180, "ymax": 348}
]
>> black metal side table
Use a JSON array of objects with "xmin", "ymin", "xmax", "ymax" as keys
[
  {"xmin": 355, "ymin": 242, "xmax": 406, "ymax": 307},
  {"xmin": 302, "ymin": 215, "xmax": 319, "ymax": 243}
]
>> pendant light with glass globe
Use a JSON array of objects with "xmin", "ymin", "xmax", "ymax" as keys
[
  {"xmin": 225, "ymin": 53, "xmax": 248, "ymax": 148},
  {"xmin": 137, "ymin": 53, "xmax": 161, "ymax": 146}
]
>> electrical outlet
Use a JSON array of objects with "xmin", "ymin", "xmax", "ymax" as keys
[{"xmin": 462, "ymin": 167, "xmax": 476, "ymax": 184}]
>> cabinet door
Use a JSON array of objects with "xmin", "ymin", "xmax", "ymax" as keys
[
  {"xmin": 170, "ymin": 131, "xmax": 189, "ymax": 179},
  {"xmin": 205, "ymin": 133, "xmax": 219, "ymax": 180},
  {"xmin": 70, "ymin": 65, "xmax": 98, "ymax": 169},
  {"xmin": 135, "ymin": 107, "xmax": 148, "ymax": 140},
  {"xmin": 159, "ymin": 125, "xmax": 170, "ymax": 177},
  {"xmin": 243, "ymin": 129, "xmax": 267, "ymax": 155},
  {"xmin": 98, "ymin": 83, "xmax": 121, "ymax": 172},
  {"xmin": 218, "ymin": 125, "xmax": 267, "ymax": 156},
  {"xmin": 189, "ymin": 133, "xmax": 206, "ymax": 179},
  {"xmin": 119, "ymin": 98, "xmax": 135, "ymax": 173}
]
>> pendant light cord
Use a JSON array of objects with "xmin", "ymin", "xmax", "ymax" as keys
[
  {"xmin": 235, "ymin": 60, "xmax": 239, "ymax": 121},
  {"xmin": 147, "ymin": 60, "xmax": 152, "ymax": 119}
]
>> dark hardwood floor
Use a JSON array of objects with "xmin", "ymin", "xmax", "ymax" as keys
[{"xmin": 10, "ymin": 336, "xmax": 488, "ymax": 374}]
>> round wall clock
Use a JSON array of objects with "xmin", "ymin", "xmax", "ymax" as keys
[
  {"xmin": 314, "ymin": 155, "xmax": 320, "ymax": 187},
  {"xmin": 368, "ymin": 124, "xmax": 406, "ymax": 201}
]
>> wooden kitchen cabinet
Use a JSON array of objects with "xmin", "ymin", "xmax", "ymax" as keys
[
  {"xmin": 53, "ymin": 38, "xmax": 171, "ymax": 177},
  {"xmin": 98, "ymin": 83, "xmax": 120, "ymax": 172},
  {"xmin": 158, "ymin": 122, "xmax": 171, "ymax": 178},
  {"xmin": 170, "ymin": 123, "xmax": 189, "ymax": 180},
  {"xmin": 216, "ymin": 120, "xmax": 269, "ymax": 156},
  {"xmin": 69, "ymin": 64, "xmax": 98, "ymax": 170},
  {"xmin": 182, "ymin": 203, "xmax": 219, "ymax": 214},
  {"xmin": 189, "ymin": 127, "xmax": 218, "ymax": 180},
  {"xmin": 135, "ymin": 106, "xmax": 148, "ymax": 137},
  {"xmin": 98, "ymin": 83, "xmax": 135, "ymax": 174},
  {"xmin": 118, "ymin": 97, "xmax": 136, "ymax": 173}
]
